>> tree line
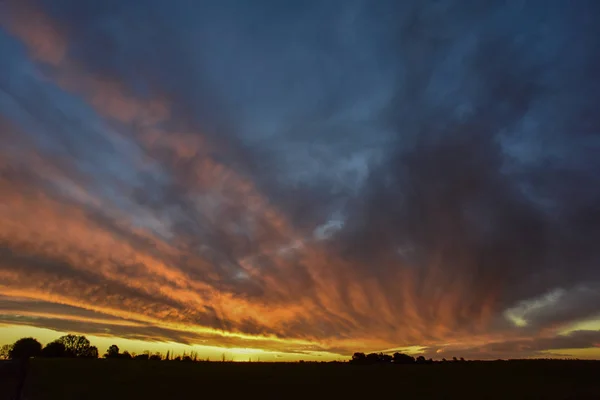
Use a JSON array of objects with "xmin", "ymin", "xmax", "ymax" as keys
[
  {"xmin": 350, "ymin": 352, "xmax": 466, "ymax": 365},
  {"xmin": 1, "ymin": 336, "xmax": 98, "ymax": 360},
  {"xmin": 0, "ymin": 335, "xmax": 206, "ymax": 362},
  {"xmin": 1, "ymin": 335, "xmax": 469, "ymax": 364}
]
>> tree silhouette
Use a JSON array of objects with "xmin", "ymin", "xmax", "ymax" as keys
[
  {"xmin": 41, "ymin": 341, "xmax": 66, "ymax": 358},
  {"xmin": 416, "ymin": 355, "xmax": 426, "ymax": 364},
  {"xmin": 82, "ymin": 346, "xmax": 99, "ymax": 358},
  {"xmin": 393, "ymin": 352, "xmax": 416, "ymax": 364},
  {"xmin": 350, "ymin": 352, "xmax": 367, "ymax": 364},
  {"xmin": 9, "ymin": 338, "xmax": 42, "ymax": 359},
  {"xmin": 57, "ymin": 335, "xmax": 93, "ymax": 358},
  {"xmin": 351, "ymin": 351, "xmax": 418, "ymax": 365},
  {"xmin": 121, "ymin": 351, "xmax": 132, "ymax": 360},
  {"xmin": 104, "ymin": 345, "xmax": 120, "ymax": 359},
  {"xmin": 366, "ymin": 353, "xmax": 380, "ymax": 364}
]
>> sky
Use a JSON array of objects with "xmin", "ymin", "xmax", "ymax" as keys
[{"xmin": 0, "ymin": 0, "xmax": 599, "ymax": 361}]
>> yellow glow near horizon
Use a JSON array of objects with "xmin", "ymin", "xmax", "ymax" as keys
[
  {"xmin": 380, "ymin": 345, "xmax": 427, "ymax": 355},
  {"xmin": 540, "ymin": 347, "xmax": 600, "ymax": 360},
  {"xmin": 0, "ymin": 324, "xmax": 344, "ymax": 362},
  {"xmin": 559, "ymin": 317, "xmax": 600, "ymax": 335}
]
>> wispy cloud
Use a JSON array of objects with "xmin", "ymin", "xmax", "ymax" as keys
[{"xmin": 0, "ymin": 0, "xmax": 599, "ymax": 359}]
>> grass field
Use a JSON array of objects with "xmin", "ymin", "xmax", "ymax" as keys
[{"xmin": 2, "ymin": 359, "xmax": 599, "ymax": 399}]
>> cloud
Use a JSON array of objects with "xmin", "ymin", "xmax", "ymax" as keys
[
  {"xmin": 0, "ymin": 0, "xmax": 67, "ymax": 65},
  {"xmin": 0, "ymin": 0, "xmax": 599, "ymax": 359},
  {"xmin": 423, "ymin": 330, "xmax": 600, "ymax": 360}
]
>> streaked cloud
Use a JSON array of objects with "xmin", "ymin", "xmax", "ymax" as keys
[{"xmin": 0, "ymin": 0, "xmax": 599, "ymax": 359}]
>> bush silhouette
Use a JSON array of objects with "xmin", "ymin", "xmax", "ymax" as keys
[
  {"xmin": 41, "ymin": 341, "xmax": 67, "ymax": 358},
  {"xmin": 9, "ymin": 337, "xmax": 42, "ymax": 359},
  {"xmin": 366, "ymin": 353, "xmax": 380, "ymax": 364},
  {"xmin": 393, "ymin": 352, "xmax": 416, "ymax": 364},
  {"xmin": 105, "ymin": 345, "xmax": 120, "ymax": 359},
  {"xmin": 82, "ymin": 346, "xmax": 99, "ymax": 358},
  {"xmin": 351, "ymin": 352, "xmax": 367, "ymax": 364},
  {"xmin": 350, "ymin": 352, "xmax": 416, "ymax": 365}
]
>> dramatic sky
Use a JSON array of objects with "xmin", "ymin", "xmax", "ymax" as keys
[{"xmin": 1, "ymin": 0, "xmax": 599, "ymax": 361}]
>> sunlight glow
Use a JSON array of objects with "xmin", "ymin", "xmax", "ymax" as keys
[{"xmin": 0, "ymin": 324, "xmax": 343, "ymax": 362}]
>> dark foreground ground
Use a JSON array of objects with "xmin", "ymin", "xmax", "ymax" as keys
[{"xmin": 1, "ymin": 359, "xmax": 599, "ymax": 400}]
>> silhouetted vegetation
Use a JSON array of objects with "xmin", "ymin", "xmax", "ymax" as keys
[
  {"xmin": 103, "ymin": 345, "xmax": 136, "ymax": 360},
  {"xmin": 416, "ymin": 355, "xmax": 434, "ymax": 364},
  {"xmin": 350, "ymin": 351, "xmax": 416, "ymax": 365},
  {"xmin": 8, "ymin": 337, "xmax": 42, "ymax": 359},
  {"xmin": 0, "ymin": 333, "xmax": 594, "ymax": 376},
  {"xmin": 2, "ymin": 335, "xmax": 600, "ymax": 399},
  {"xmin": 104, "ymin": 344, "xmax": 120, "ymax": 359},
  {"xmin": 393, "ymin": 352, "xmax": 416, "ymax": 364},
  {"xmin": 0, "ymin": 334, "xmax": 486, "ymax": 368},
  {"xmin": 2, "ymin": 335, "xmax": 175, "ymax": 362},
  {"xmin": 55, "ymin": 334, "xmax": 98, "ymax": 358},
  {"xmin": 41, "ymin": 341, "xmax": 67, "ymax": 358},
  {"xmin": 350, "ymin": 351, "xmax": 446, "ymax": 365}
]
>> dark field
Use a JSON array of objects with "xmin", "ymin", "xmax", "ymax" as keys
[{"xmin": 2, "ymin": 359, "xmax": 599, "ymax": 400}]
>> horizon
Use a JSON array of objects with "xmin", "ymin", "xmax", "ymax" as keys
[
  {"xmin": 1, "ymin": 0, "xmax": 599, "ymax": 362},
  {"xmin": 3, "ymin": 326, "xmax": 598, "ymax": 362}
]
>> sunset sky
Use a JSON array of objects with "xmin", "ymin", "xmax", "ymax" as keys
[{"xmin": 1, "ymin": 0, "xmax": 599, "ymax": 361}]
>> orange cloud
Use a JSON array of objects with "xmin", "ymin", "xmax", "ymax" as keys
[
  {"xmin": 0, "ymin": 114, "xmax": 513, "ymax": 356},
  {"xmin": 2, "ymin": 0, "xmax": 591, "ymax": 362}
]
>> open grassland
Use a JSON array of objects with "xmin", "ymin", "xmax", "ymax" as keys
[{"xmin": 2, "ymin": 359, "xmax": 599, "ymax": 400}]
